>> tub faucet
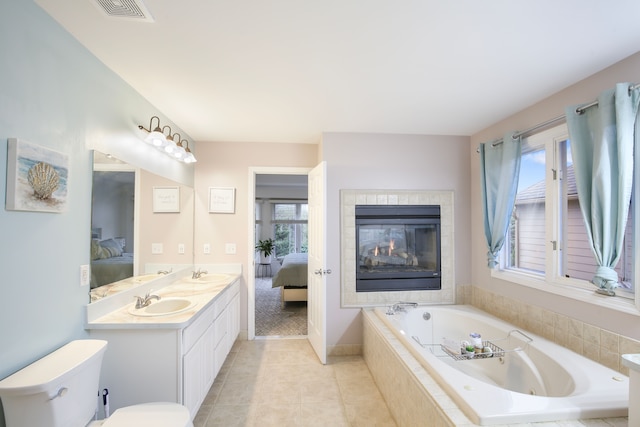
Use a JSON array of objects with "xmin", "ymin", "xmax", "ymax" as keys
[
  {"xmin": 134, "ymin": 291, "xmax": 160, "ymax": 309},
  {"xmin": 157, "ymin": 268, "xmax": 172, "ymax": 275},
  {"xmin": 388, "ymin": 302, "xmax": 418, "ymax": 314},
  {"xmin": 192, "ymin": 268, "xmax": 208, "ymax": 279}
]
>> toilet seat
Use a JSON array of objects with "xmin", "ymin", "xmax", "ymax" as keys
[{"xmin": 89, "ymin": 402, "xmax": 193, "ymax": 427}]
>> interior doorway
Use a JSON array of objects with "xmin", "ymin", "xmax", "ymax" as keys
[{"xmin": 248, "ymin": 168, "xmax": 311, "ymax": 339}]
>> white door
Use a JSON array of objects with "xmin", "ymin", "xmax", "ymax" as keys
[{"xmin": 307, "ymin": 161, "xmax": 327, "ymax": 364}]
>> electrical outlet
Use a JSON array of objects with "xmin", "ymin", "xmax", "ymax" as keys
[
  {"xmin": 80, "ymin": 264, "xmax": 90, "ymax": 286},
  {"xmin": 178, "ymin": 243, "xmax": 185, "ymax": 254},
  {"xmin": 225, "ymin": 243, "xmax": 237, "ymax": 254},
  {"xmin": 152, "ymin": 243, "xmax": 163, "ymax": 254},
  {"xmin": 203, "ymin": 243, "xmax": 211, "ymax": 254}
]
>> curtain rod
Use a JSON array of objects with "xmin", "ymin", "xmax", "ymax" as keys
[{"xmin": 477, "ymin": 82, "xmax": 640, "ymax": 152}]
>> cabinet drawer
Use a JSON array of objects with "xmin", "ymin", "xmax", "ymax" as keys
[
  {"xmin": 211, "ymin": 296, "xmax": 224, "ymax": 319},
  {"xmin": 183, "ymin": 304, "xmax": 215, "ymax": 350},
  {"xmin": 213, "ymin": 310, "xmax": 227, "ymax": 346}
]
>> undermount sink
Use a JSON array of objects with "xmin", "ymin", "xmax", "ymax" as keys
[{"xmin": 128, "ymin": 298, "xmax": 196, "ymax": 317}]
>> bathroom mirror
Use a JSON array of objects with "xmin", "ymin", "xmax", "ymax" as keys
[{"xmin": 90, "ymin": 151, "xmax": 194, "ymax": 302}]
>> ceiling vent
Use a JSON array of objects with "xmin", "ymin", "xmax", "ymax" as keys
[{"xmin": 92, "ymin": 0, "xmax": 154, "ymax": 22}]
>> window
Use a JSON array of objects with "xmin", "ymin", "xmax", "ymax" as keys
[
  {"xmin": 505, "ymin": 144, "xmax": 546, "ymax": 274},
  {"xmin": 272, "ymin": 202, "xmax": 308, "ymax": 257},
  {"xmin": 498, "ymin": 125, "xmax": 635, "ymax": 298}
]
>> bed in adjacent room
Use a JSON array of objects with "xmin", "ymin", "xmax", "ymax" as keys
[
  {"xmin": 90, "ymin": 238, "xmax": 133, "ymax": 288},
  {"xmin": 271, "ymin": 253, "xmax": 308, "ymax": 306}
]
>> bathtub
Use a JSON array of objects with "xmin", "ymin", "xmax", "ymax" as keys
[{"xmin": 369, "ymin": 305, "xmax": 628, "ymax": 425}]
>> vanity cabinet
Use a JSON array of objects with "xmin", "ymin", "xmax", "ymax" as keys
[
  {"xmin": 88, "ymin": 279, "xmax": 240, "ymax": 419},
  {"xmin": 183, "ymin": 321, "xmax": 215, "ymax": 414},
  {"xmin": 182, "ymin": 281, "xmax": 240, "ymax": 415}
]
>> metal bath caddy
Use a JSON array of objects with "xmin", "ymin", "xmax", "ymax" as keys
[
  {"xmin": 412, "ymin": 329, "xmax": 532, "ymax": 361},
  {"xmin": 441, "ymin": 340, "xmax": 505, "ymax": 360}
]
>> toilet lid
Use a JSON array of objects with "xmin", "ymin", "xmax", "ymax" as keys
[{"xmin": 101, "ymin": 402, "xmax": 193, "ymax": 427}]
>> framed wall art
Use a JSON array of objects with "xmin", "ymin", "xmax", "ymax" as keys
[
  {"xmin": 5, "ymin": 138, "xmax": 70, "ymax": 213},
  {"xmin": 209, "ymin": 187, "xmax": 235, "ymax": 213},
  {"xmin": 153, "ymin": 186, "xmax": 180, "ymax": 213}
]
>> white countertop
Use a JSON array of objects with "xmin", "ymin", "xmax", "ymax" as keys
[{"xmin": 86, "ymin": 271, "xmax": 240, "ymax": 330}]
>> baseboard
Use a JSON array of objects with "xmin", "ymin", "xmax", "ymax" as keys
[{"xmin": 328, "ymin": 344, "xmax": 362, "ymax": 356}]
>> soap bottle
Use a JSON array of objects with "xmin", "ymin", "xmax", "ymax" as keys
[{"xmin": 470, "ymin": 333, "xmax": 482, "ymax": 353}]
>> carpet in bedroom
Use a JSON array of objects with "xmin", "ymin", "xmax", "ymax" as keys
[{"xmin": 255, "ymin": 277, "xmax": 307, "ymax": 336}]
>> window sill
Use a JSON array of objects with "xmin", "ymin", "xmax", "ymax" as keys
[{"xmin": 491, "ymin": 268, "xmax": 640, "ymax": 317}]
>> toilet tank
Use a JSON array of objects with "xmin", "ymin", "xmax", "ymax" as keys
[{"xmin": 0, "ymin": 339, "xmax": 107, "ymax": 427}]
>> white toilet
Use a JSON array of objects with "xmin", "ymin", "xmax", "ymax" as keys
[{"xmin": 0, "ymin": 340, "xmax": 193, "ymax": 427}]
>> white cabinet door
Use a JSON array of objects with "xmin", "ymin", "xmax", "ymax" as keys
[
  {"xmin": 183, "ymin": 332, "xmax": 205, "ymax": 416},
  {"xmin": 202, "ymin": 324, "xmax": 216, "ymax": 394},
  {"xmin": 184, "ymin": 322, "xmax": 216, "ymax": 417},
  {"xmin": 229, "ymin": 292, "xmax": 240, "ymax": 348}
]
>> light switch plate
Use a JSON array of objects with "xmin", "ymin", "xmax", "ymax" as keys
[
  {"xmin": 225, "ymin": 243, "xmax": 236, "ymax": 254},
  {"xmin": 178, "ymin": 243, "xmax": 185, "ymax": 254},
  {"xmin": 152, "ymin": 243, "xmax": 163, "ymax": 254},
  {"xmin": 80, "ymin": 264, "xmax": 90, "ymax": 286},
  {"xmin": 203, "ymin": 243, "xmax": 211, "ymax": 254}
]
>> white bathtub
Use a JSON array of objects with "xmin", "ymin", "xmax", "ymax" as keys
[{"xmin": 373, "ymin": 305, "xmax": 628, "ymax": 425}]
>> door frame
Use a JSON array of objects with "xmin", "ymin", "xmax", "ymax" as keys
[{"xmin": 247, "ymin": 166, "xmax": 312, "ymax": 340}]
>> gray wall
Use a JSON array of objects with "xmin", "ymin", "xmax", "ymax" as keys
[{"xmin": 321, "ymin": 132, "xmax": 471, "ymax": 347}]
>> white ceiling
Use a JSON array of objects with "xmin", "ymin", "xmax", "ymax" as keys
[{"xmin": 35, "ymin": 0, "xmax": 640, "ymax": 144}]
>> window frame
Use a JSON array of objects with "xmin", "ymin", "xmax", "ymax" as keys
[
  {"xmin": 490, "ymin": 124, "xmax": 640, "ymax": 315},
  {"xmin": 271, "ymin": 200, "xmax": 308, "ymax": 256}
]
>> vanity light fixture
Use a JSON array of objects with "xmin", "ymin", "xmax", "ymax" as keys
[
  {"xmin": 139, "ymin": 116, "xmax": 166, "ymax": 147},
  {"xmin": 164, "ymin": 131, "xmax": 178, "ymax": 154},
  {"xmin": 172, "ymin": 139, "xmax": 187, "ymax": 160},
  {"xmin": 183, "ymin": 141, "xmax": 197, "ymax": 163},
  {"xmin": 138, "ymin": 116, "xmax": 197, "ymax": 163}
]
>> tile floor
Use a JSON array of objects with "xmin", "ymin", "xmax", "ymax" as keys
[{"xmin": 194, "ymin": 338, "xmax": 397, "ymax": 427}]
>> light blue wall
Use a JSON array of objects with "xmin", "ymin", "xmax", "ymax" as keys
[{"xmin": 0, "ymin": 2, "xmax": 193, "ymax": 423}]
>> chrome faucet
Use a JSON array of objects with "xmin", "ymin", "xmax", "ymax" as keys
[
  {"xmin": 192, "ymin": 268, "xmax": 208, "ymax": 279},
  {"xmin": 157, "ymin": 268, "xmax": 172, "ymax": 275},
  {"xmin": 387, "ymin": 301, "xmax": 418, "ymax": 315},
  {"xmin": 134, "ymin": 291, "xmax": 161, "ymax": 309}
]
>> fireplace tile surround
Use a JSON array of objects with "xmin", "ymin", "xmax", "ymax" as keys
[{"xmin": 340, "ymin": 189, "xmax": 455, "ymax": 307}]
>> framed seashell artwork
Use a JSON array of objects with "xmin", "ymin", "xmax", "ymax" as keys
[{"xmin": 6, "ymin": 138, "xmax": 69, "ymax": 213}]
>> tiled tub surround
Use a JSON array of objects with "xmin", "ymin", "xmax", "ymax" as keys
[
  {"xmin": 340, "ymin": 190, "xmax": 455, "ymax": 307},
  {"xmin": 372, "ymin": 305, "xmax": 629, "ymax": 425},
  {"xmin": 471, "ymin": 286, "xmax": 640, "ymax": 376},
  {"xmin": 363, "ymin": 308, "xmax": 630, "ymax": 426},
  {"xmin": 363, "ymin": 307, "xmax": 474, "ymax": 427}
]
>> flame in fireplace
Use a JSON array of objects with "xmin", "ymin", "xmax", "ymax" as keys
[{"xmin": 372, "ymin": 240, "xmax": 396, "ymax": 257}]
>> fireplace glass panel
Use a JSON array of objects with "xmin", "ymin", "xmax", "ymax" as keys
[
  {"xmin": 355, "ymin": 205, "xmax": 441, "ymax": 292},
  {"xmin": 358, "ymin": 224, "xmax": 438, "ymax": 272}
]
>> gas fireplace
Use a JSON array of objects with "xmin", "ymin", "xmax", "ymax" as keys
[{"xmin": 355, "ymin": 205, "xmax": 441, "ymax": 292}]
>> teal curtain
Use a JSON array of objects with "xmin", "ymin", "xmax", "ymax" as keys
[
  {"xmin": 479, "ymin": 133, "xmax": 522, "ymax": 268},
  {"xmin": 565, "ymin": 83, "xmax": 640, "ymax": 295}
]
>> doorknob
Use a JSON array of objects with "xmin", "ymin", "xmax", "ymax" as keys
[{"xmin": 314, "ymin": 269, "xmax": 323, "ymax": 275}]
